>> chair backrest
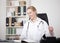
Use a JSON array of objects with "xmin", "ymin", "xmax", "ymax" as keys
[
  {"xmin": 37, "ymin": 13, "xmax": 49, "ymax": 25},
  {"xmin": 37, "ymin": 13, "xmax": 49, "ymax": 40}
]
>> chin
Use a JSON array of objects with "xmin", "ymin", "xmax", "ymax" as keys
[
  {"xmin": 31, "ymin": 18, "xmax": 33, "ymax": 20},
  {"xmin": 30, "ymin": 17, "xmax": 34, "ymax": 20}
]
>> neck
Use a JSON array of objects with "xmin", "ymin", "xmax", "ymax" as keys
[{"xmin": 31, "ymin": 16, "xmax": 37, "ymax": 22}]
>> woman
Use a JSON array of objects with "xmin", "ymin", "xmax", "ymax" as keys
[{"xmin": 21, "ymin": 6, "xmax": 50, "ymax": 43}]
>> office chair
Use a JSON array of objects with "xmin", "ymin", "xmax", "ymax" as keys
[
  {"xmin": 37, "ymin": 13, "xmax": 56, "ymax": 43},
  {"xmin": 37, "ymin": 13, "xmax": 49, "ymax": 25},
  {"xmin": 37, "ymin": 13, "xmax": 49, "ymax": 38},
  {"xmin": 37, "ymin": 13, "xmax": 49, "ymax": 43}
]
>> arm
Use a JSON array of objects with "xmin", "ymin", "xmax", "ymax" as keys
[{"xmin": 43, "ymin": 21, "xmax": 51, "ymax": 37}]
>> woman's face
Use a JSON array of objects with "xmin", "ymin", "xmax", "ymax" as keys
[{"xmin": 27, "ymin": 9, "xmax": 36, "ymax": 20}]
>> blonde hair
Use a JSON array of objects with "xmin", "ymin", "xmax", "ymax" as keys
[{"xmin": 27, "ymin": 6, "xmax": 37, "ymax": 11}]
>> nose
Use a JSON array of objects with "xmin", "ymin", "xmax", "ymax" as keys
[{"xmin": 29, "ymin": 14, "xmax": 33, "ymax": 17}]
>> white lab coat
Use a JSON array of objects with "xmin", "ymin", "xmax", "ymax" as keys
[{"xmin": 21, "ymin": 17, "xmax": 50, "ymax": 43}]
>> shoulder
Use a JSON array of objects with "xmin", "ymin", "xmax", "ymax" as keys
[{"xmin": 37, "ymin": 17, "xmax": 48, "ymax": 25}]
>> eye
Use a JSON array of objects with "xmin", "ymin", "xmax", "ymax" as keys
[{"xmin": 27, "ymin": 12, "xmax": 31, "ymax": 14}]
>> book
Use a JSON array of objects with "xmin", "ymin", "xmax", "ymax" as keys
[
  {"xmin": 11, "ymin": 28, "xmax": 12, "ymax": 34},
  {"xmin": 18, "ymin": 6, "xmax": 21, "ymax": 16},
  {"xmin": 6, "ymin": 28, "xmax": 8, "ymax": 34},
  {"xmin": 21, "ymin": 6, "xmax": 24, "ymax": 16},
  {"xmin": 23, "ymin": 6, "xmax": 26, "ymax": 15},
  {"xmin": 23, "ymin": 6, "xmax": 26, "ymax": 12},
  {"xmin": 14, "ymin": 28, "xmax": 16, "ymax": 34},
  {"xmin": 6, "ymin": 17, "xmax": 9, "ymax": 26},
  {"xmin": 11, "ymin": 17, "xmax": 17, "ymax": 26},
  {"xmin": 8, "ymin": 28, "xmax": 11, "ymax": 34}
]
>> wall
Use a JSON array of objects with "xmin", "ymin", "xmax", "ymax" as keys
[
  {"xmin": 31, "ymin": 0, "xmax": 60, "ymax": 38},
  {"xmin": 0, "ymin": 0, "xmax": 6, "ymax": 40}
]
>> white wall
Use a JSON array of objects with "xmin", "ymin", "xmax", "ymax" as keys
[
  {"xmin": 31, "ymin": 0, "xmax": 60, "ymax": 38},
  {"xmin": 0, "ymin": 0, "xmax": 6, "ymax": 40}
]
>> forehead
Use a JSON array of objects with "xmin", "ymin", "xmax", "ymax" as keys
[{"xmin": 27, "ymin": 9, "xmax": 32, "ymax": 11}]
